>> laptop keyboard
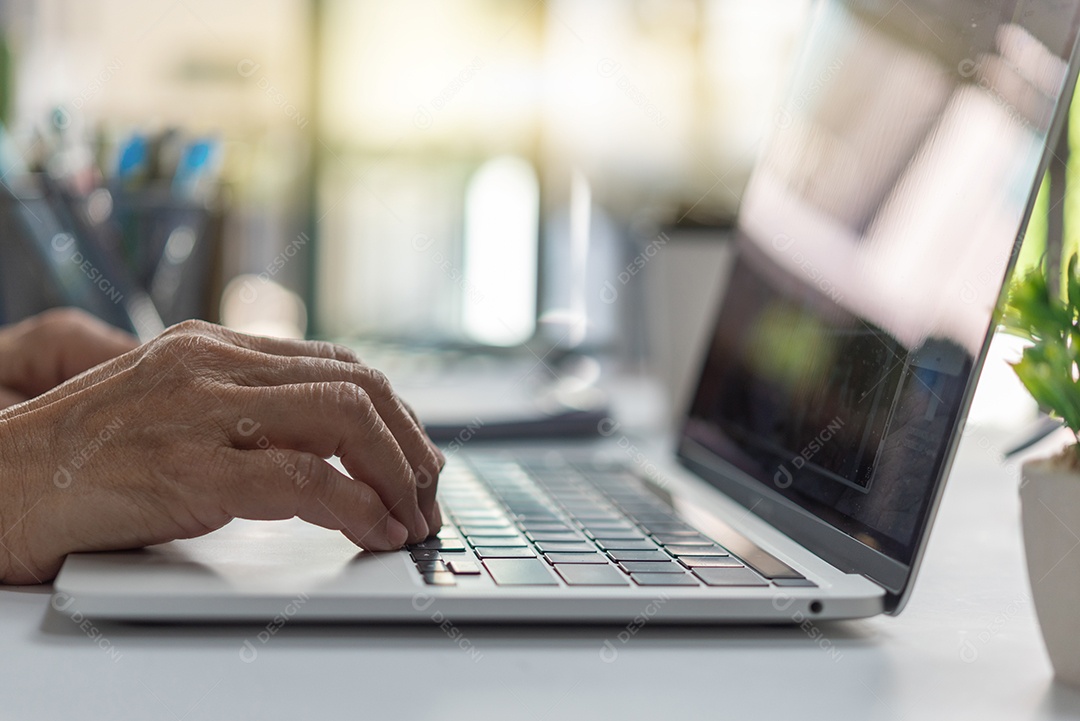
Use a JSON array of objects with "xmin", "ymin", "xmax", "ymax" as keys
[{"xmin": 406, "ymin": 454, "xmax": 816, "ymax": 589}]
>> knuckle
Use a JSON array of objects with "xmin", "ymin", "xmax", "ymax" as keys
[
  {"xmin": 325, "ymin": 380, "xmax": 372, "ymax": 413},
  {"xmin": 353, "ymin": 482, "xmax": 377, "ymax": 509},
  {"xmin": 331, "ymin": 344, "xmax": 360, "ymax": 363},
  {"xmin": 163, "ymin": 318, "xmax": 216, "ymax": 338},
  {"xmin": 363, "ymin": 368, "xmax": 394, "ymax": 400},
  {"xmin": 316, "ymin": 341, "xmax": 359, "ymax": 363},
  {"xmin": 354, "ymin": 403, "xmax": 382, "ymax": 440},
  {"xmin": 39, "ymin": 307, "xmax": 89, "ymax": 329},
  {"xmin": 137, "ymin": 333, "xmax": 237, "ymax": 394},
  {"xmin": 21, "ymin": 308, "xmax": 82, "ymax": 344},
  {"xmin": 158, "ymin": 330, "xmax": 224, "ymax": 362}
]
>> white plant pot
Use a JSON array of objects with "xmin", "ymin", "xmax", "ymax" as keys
[{"xmin": 1021, "ymin": 457, "xmax": 1080, "ymax": 688}]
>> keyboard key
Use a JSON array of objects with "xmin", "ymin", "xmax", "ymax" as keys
[
  {"xmin": 631, "ymin": 572, "xmax": 699, "ymax": 586},
  {"xmin": 445, "ymin": 499, "xmax": 499, "ymax": 508},
  {"xmin": 607, "ymin": 550, "xmax": 672, "ymax": 563},
  {"xmin": 526, "ymin": 531, "xmax": 587, "ymax": 543},
  {"xmin": 513, "ymin": 514, "xmax": 564, "ymax": 525},
  {"xmin": 619, "ymin": 561, "xmax": 686, "ymax": 573},
  {"xmin": 646, "ymin": 527, "xmax": 700, "ymax": 537},
  {"xmin": 456, "ymin": 519, "xmax": 513, "ymax": 529},
  {"xmin": 653, "ymin": 534, "xmax": 714, "ymax": 546},
  {"xmin": 422, "ymin": 571, "xmax": 457, "ymax": 586},
  {"xmin": 582, "ymin": 521, "xmax": 637, "ymax": 532},
  {"xmin": 451, "ymin": 510, "xmax": 505, "ymax": 520},
  {"xmin": 534, "ymin": 542, "xmax": 597, "ymax": 554},
  {"xmin": 410, "ymin": 550, "xmax": 441, "ymax": 562},
  {"xmin": 519, "ymin": 522, "xmax": 574, "ymax": 533},
  {"xmin": 555, "ymin": 564, "xmax": 630, "ymax": 586},
  {"xmin": 484, "ymin": 559, "xmax": 559, "ymax": 586},
  {"xmin": 735, "ymin": 552, "xmax": 805, "ymax": 580},
  {"xmin": 587, "ymin": 530, "xmax": 647, "ymax": 541},
  {"xmin": 665, "ymin": 545, "xmax": 729, "ymax": 557},
  {"xmin": 447, "ymin": 560, "xmax": 482, "ymax": 575},
  {"xmin": 503, "ymin": 501, "xmax": 555, "ymax": 511},
  {"xmin": 544, "ymin": 552, "xmax": 608, "ymax": 564},
  {"xmin": 692, "ymin": 521, "xmax": 806, "ymax": 579},
  {"xmin": 678, "ymin": 556, "xmax": 744, "ymax": 568},
  {"xmin": 693, "ymin": 568, "xmax": 770, "ymax": 587},
  {"xmin": 409, "ymin": 538, "xmax": 466, "ymax": 552},
  {"xmin": 626, "ymin": 512, "xmax": 680, "ymax": 525},
  {"xmin": 638, "ymin": 522, "xmax": 697, "ymax": 535},
  {"xmin": 415, "ymin": 560, "xmax": 448, "ymax": 573},
  {"xmin": 572, "ymin": 511, "xmax": 625, "ymax": 521},
  {"xmin": 595, "ymin": 539, "xmax": 659, "ymax": 551},
  {"xmin": 466, "ymin": 536, "xmax": 529, "ymax": 547},
  {"xmin": 460, "ymin": 527, "xmax": 520, "ymax": 538},
  {"xmin": 473, "ymin": 546, "xmax": 537, "ymax": 559}
]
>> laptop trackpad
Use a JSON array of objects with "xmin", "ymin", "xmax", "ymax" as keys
[{"xmin": 56, "ymin": 519, "xmax": 409, "ymax": 598}]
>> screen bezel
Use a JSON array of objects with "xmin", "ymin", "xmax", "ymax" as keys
[{"xmin": 676, "ymin": 9, "xmax": 1080, "ymax": 615}]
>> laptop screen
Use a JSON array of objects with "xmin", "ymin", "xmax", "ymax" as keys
[{"xmin": 680, "ymin": 0, "xmax": 1080, "ymax": 585}]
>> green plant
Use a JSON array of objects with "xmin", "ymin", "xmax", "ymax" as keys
[{"xmin": 1003, "ymin": 254, "xmax": 1080, "ymax": 454}]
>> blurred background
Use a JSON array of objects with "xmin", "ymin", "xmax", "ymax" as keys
[{"xmin": 0, "ymin": 0, "xmax": 1071, "ymax": 431}]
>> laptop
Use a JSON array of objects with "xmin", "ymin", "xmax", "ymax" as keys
[{"xmin": 53, "ymin": 0, "xmax": 1080, "ymax": 623}]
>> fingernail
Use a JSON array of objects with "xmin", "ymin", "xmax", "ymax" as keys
[
  {"xmin": 386, "ymin": 518, "xmax": 409, "ymax": 547},
  {"xmin": 413, "ymin": 507, "xmax": 430, "ymax": 539}
]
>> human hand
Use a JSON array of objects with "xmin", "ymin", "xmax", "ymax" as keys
[
  {"xmin": 0, "ymin": 320, "xmax": 443, "ymax": 584},
  {"xmin": 0, "ymin": 308, "xmax": 139, "ymax": 409}
]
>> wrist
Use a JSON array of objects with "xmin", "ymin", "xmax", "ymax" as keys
[
  {"xmin": 0, "ymin": 413, "xmax": 59, "ymax": 583},
  {"xmin": 0, "ymin": 325, "xmax": 15, "ymax": 391}
]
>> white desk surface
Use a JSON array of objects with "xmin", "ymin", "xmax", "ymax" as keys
[{"xmin": 2, "ymin": 410, "xmax": 1078, "ymax": 719}]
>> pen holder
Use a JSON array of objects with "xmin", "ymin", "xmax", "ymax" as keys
[{"xmin": 107, "ymin": 182, "xmax": 226, "ymax": 325}]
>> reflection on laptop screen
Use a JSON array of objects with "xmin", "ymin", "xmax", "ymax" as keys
[{"xmin": 683, "ymin": 0, "xmax": 1080, "ymax": 565}]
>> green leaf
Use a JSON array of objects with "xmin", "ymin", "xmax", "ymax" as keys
[
  {"xmin": 1068, "ymin": 254, "xmax": 1080, "ymax": 315},
  {"xmin": 1004, "ymin": 252, "xmax": 1080, "ymax": 436}
]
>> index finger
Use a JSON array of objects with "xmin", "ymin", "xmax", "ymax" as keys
[
  {"xmin": 215, "ymin": 343, "xmax": 444, "ymax": 530},
  {"xmin": 229, "ymin": 382, "xmax": 429, "ymax": 542}
]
